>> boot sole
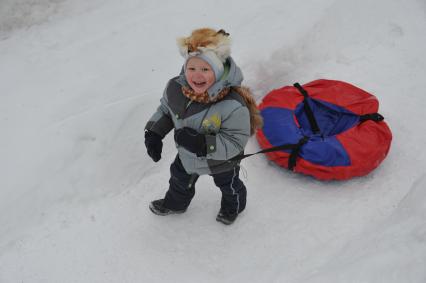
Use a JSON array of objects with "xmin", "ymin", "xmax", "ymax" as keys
[
  {"xmin": 216, "ymin": 215, "xmax": 236, "ymax": 225},
  {"xmin": 149, "ymin": 203, "xmax": 187, "ymax": 216}
]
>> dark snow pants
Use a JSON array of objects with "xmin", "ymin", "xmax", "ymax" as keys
[{"xmin": 163, "ymin": 155, "xmax": 247, "ymax": 214}]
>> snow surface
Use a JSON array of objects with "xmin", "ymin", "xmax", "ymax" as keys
[{"xmin": 1, "ymin": 0, "xmax": 426, "ymax": 282}]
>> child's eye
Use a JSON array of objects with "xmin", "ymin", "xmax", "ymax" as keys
[
  {"xmin": 188, "ymin": 67, "xmax": 196, "ymax": 71},
  {"xmin": 202, "ymin": 68, "xmax": 210, "ymax": 72}
]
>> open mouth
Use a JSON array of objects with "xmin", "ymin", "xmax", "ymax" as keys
[{"xmin": 193, "ymin": 81, "xmax": 207, "ymax": 87}]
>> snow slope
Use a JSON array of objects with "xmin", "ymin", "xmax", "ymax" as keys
[{"xmin": 1, "ymin": 0, "xmax": 426, "ymax": 282}]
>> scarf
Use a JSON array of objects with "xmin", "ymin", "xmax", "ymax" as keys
[{"xmin": 181, "ymin": 86, "xmax": 231, "ymax": 104}]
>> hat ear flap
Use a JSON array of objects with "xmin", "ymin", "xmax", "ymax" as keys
[
  {"xmin": 177, "ymin": 37, "xmax": 189, "ymax": 58},
  {"xmin": 213, "ymin": 37, "xmax": 231, "ymax": 62},
  {"xmin": 198, "ymin": 36, "xmax": 231, "ymax": 62}
]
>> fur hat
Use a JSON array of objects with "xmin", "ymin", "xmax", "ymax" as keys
[{"xmin": 177, "ymin": 28, "xmax": 231, "ymax": 80}]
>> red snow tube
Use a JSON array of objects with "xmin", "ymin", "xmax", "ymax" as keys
[{"xmin": 256, "ymin": 79, "xmax": 392, "ymax": 180}]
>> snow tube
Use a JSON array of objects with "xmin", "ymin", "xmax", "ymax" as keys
[{"xmin": 256, "ymin": 79, "xmax": 392, "ymax": 180}]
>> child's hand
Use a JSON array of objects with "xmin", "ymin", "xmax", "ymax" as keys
[
  {"xmin": 174, "ymin": 127, "xmax": 207, "ymax": 157},
  {"xmin": 144, "ymin": 130, "xmax": 163, "ymax": 162}
]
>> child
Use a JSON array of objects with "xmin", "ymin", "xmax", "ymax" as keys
[{"xmin": 144, "ymin": 28, "xmax": 262, "ymax": 225}]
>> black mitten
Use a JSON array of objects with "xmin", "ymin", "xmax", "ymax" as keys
[
  {"xmin": 144, "ymin": 130, "xmax": 163, "ymax": 162},
  {"xmin": 174, "ymin": 127, "xmax": 207, "ymax": 157}
]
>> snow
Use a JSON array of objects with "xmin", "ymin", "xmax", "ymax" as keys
[{"xmin": 1, "ymin": 0, "xmax": 426, "ymax": 282}]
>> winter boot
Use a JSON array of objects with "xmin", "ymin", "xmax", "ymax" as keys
[
  {"xmin": 216, "ymin": 209, "xmax": 238, "ymax": 225},
  {"xmin": 149, "ymin": 199, "xmax": 187, "ymax": 216}
]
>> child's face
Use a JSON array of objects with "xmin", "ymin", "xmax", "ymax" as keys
[{"xmin": 185, "ymin": 57, "xmax": 216, "ymax": 94}]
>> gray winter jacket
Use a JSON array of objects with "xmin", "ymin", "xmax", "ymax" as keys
[{"xmin": 145, "ymin": 57, "xmax": 250, "ymax": 175}]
